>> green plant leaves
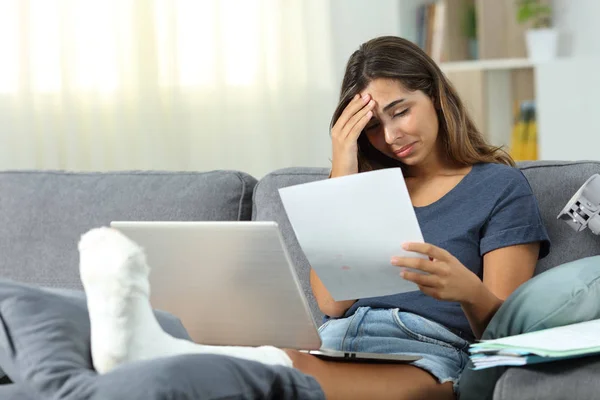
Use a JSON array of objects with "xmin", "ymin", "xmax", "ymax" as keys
[{"xmin": 515, "ymin": 0, "xmax": 552, "ymax": 29}]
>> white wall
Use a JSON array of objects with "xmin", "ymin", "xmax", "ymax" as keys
[
  {"xmin": 329, "ymin": 0, "xmax": 401, "ymax": 86},
  {"xmin": 534, "ymin": 1, "xmax": 600, "ymax": 161},
  {"xmin": 553, "ymin": 0, "xmax": 600, "ymax": 57},
  {"xmin": 536, "ymin": 57, "xmax": 600, "ymax": 161}
]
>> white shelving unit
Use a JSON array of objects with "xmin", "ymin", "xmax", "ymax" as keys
[
  {"xmin": 398, "ymin": 0, "xmax": 598, "ymax": 162},
  {"xmin": 439, "ymin": 59, "xmax": 536, "ymax": 149},
  {"xmin": 398, "ymin": 0, "xmax": 539, "ymax": 151},
  {"xmin": 440, "ymin": 58, "xmax": 534, "ymax": 72}
]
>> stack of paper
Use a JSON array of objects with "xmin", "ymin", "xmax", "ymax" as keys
[{"xmin": 469, "ymin": 319, "xmax": 600, "ymax": 370}]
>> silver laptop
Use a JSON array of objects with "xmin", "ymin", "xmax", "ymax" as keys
[{"xmin": 110, "ymin": 221, "xmax": 420, "ymax": 363}]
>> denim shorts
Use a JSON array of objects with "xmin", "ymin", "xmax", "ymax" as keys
[{"xmin": 318, "ymin": 307, "xmax": 470, "ymax": 392}]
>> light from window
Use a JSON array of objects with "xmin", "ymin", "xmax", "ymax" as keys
[
  {"xmin": 221, "ymin": 0, "xmax": 260, "ymax": 86},
  {"xmin": 72, "ymin": 0, "xmax": 119, "ymax": 92},
  {"xmin": 172, "ymin": 0, "xmax": 217, "ymax": 87},
  {"xmin": 156, "ymin": 0, "xmax": 263, "ymax": 87},
  {"xmin": 30, "ymin": 0, "xmax": 61, "ymax": 93},
  {"xmin": 0, "ymin": 0, "xmax": 19, "ymax": 94},
  {"xmin": 0, "ymin": 0, "xmax": 269, "ymax": 94}
]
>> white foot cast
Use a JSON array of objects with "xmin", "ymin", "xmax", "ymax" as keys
[{"xmin": 78, "ymin": 227, "xmax": 292, "ymax": 374}]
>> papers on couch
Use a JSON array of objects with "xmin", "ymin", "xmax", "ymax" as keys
[
  {"xmin": 469, "ymin": 319, "xmax": 600, "ymax": 369},
  {"xmin": 278, "ymin": 168, "xmax": 427, "ymax": 301}
]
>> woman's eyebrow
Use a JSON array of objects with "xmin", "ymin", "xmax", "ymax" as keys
[{"xmin": 382, "ymin": 98, "xmax": 406, "ymax": 112}]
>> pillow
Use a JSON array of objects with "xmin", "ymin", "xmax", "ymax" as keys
[
  {"xmin": 0, "ymin": 383, "xmax": 35, "ymax": 399},
  {"xmin": 459, "ymin": 255, "xmax": 600, "ymax": 400},
  {"xmin": 0, "ymin": 279, "xmax": 189, "ymax": 395},
  {"xmin": 0, "ymin": 279, "xmax": 325, "ymax": 399},
  {"xmin": 0, "ymin": 285, "xmax": 190, "ymax": 381},
  {"xmin": 93, "ymin": 354, "xmax": 325, "ymax": 400}
]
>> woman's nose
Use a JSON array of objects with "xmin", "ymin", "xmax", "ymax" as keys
[{"xmin": 384, "ymin": 126, "xmax": 403, "ymax": 144}]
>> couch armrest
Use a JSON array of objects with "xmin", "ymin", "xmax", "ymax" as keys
[{"xmin": 494, "ymin": 356, "xmax": 600, "ymax": 400}]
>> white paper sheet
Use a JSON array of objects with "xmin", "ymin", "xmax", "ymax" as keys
[
  {"xmin": 278, "ymin": 168, "xmax": 426, "ymax": 301},
  {"xmin": 478, "ymin": 319, "xmax": 600, "ymax": 353}
]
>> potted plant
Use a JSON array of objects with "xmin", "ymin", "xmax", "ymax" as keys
[
  {"xmin": 516, "ymin": 0, "xmax": 558, "ymax": 62},
  {"xmin": 463, "ymin": 2, "xmax": 478, "ymax": 60}
]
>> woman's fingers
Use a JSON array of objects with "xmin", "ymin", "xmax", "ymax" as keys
[
  {"xmin": 402, "ymin": 270, "xmax": 439, "ymax": 288},
  {"xmin": 402, "ymin": 242, "xmax": 453, "ymax": 262},
  {"xmin": 344, "ymin": 100, "xmax": 375, "ymax": 141},
  {"xmin": 332, "ymin": 94, "xmax": 371, "ymax": 137},
  {"xmin": 391, "ymin": 257, "xmax": 437, "ymax": 274}
]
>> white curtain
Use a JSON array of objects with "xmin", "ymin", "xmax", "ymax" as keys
[{"xmin": 0, "ymin": 0, "xmax": 337, "ymax": 178}]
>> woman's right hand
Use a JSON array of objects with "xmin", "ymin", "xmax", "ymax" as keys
[{"xmin": 330, "ymin": 94, "xmax": 375, "ymax": 177}]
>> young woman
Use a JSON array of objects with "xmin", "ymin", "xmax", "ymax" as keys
[
  {"xmin": 79, "ymin": 36, "xmax": 550, "ymax": 400},
  {"xmin": 282, "ymin": 35, "xmax": 551, "ymax": 399}
]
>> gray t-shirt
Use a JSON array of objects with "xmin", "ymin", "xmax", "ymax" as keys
[{"xmin": 342, "ymin": 162, "xmax": 551, "ymax": 342}]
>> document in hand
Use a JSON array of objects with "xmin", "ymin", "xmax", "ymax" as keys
[
  {"xmin": 278, "ymin": 168, "xmax": 427, "ymax": 301},
  {"xmin": 469, "ymin": 319, "xmax": 600, "ymax": 369}
]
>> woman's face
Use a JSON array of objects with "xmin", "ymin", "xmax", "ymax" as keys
[{"xmin": 360, "ymin": 78, "xmax": 440, "ymax": 168}]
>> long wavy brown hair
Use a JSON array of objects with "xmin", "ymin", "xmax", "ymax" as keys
[{"xmin": 331, "ymin": 36, "xmax": 514, "ymax": 172}]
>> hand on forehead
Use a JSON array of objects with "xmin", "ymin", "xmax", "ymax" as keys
[{"xmin": 359, "ymin": 79, "xmax": 413, "ymax": 116}]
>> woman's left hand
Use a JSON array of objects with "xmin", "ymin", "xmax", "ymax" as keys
[{"xmin": 391, "ymin": 242, "xmax": 483, "ymax": 303}]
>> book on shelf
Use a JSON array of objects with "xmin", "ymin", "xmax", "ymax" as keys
[
  {"xmin": 509, "ymin": 100, "xmax": 538, "ymax": 161},
  {"xmin": 469, "ymin": 319, "xmax": 600, "ymax": 370},
  {"xmin": 416, "ymin": 1, "xmax": 446, "ymax": 63}
]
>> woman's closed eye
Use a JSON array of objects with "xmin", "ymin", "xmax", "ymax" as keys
[
  {"xmin": 393, "ymin": 108, "xmax": 410, "ymax": 118},
  {"xmin": 365, "ymin": 108, "xmax": 409, "ymax": 131},
  {"xmin": 365, "ymin": 122, "xmax": 380, "ymax": 131}
]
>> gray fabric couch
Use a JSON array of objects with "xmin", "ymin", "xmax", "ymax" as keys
[{"xmin": 1, "ymin": 160, "xmax": 600, "ymax": 399}]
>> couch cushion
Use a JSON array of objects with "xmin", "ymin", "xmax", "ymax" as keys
[
  {"xmin": 0, "ymin": 170, "xmax": 256, "ymax": 289},
  {"xmin": 252, "ymin": 167, "xmax": 330, "ymax": 324},
  {"xmin": 0, "ymin": 384, "xmax": 34, "ymax": 399},
  {"xmin": 0, "ymin": 280, "xmax": 324, "ymax": 400},
  {"xmin": 482, "ymin": 255, "xmax": 600, "ymax": 339},
  {"xmin": 493, "ymin": 356, "xmax": 600, "ymax": 400},
  {"xmin": 0, "ymin": 280, "xmax": 190, "ymax": 390},
  {"xmin": 458, "ymin": 255, "xmax": 600, "ymax": 400},
  {"xmin": 518, "ymin": 161, "xmax": 600, "ymax": 274}
]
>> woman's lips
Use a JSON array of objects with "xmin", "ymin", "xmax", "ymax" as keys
[{"xmin": 394, "ymin": 143, "xmax": 415, "ymax": 158}]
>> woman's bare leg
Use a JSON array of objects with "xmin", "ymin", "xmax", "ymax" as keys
[{"xmin": 286, "ymin": 350, "xmax": 455, "ymax": 400}]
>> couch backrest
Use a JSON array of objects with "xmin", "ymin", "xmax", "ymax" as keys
[
  {"xmin": 253, "ymin": 161, "xmax": 600, "ymax": 323},
  {"xmin": 0, "ymin": 170, "xmax": 256, "ymax": 289},
  {"xmin": 252, "ymin": 168, "xmax": 330, "ymax": 323},
  {"xmin": 519, "ymin": 161, "xmax": 600, "ymax": 272}
]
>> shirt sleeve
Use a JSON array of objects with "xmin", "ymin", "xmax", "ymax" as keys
[{"xmin": 480, "ymin": 170, "xmax": 551, "ymax": 259}]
